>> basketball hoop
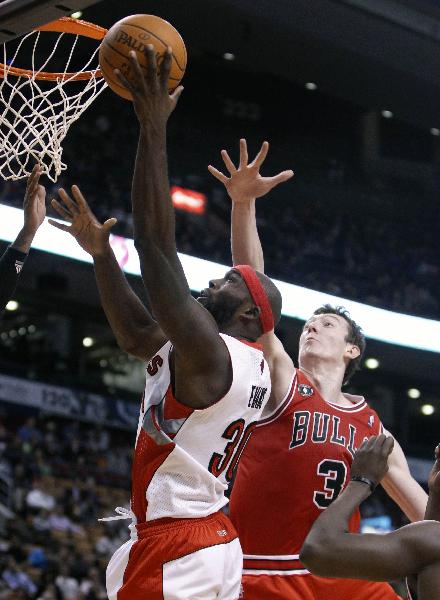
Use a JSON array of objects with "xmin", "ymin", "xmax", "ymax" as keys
[{"xmin": 0, "ymin": 17, "xmax": 108, "ymax": 182}]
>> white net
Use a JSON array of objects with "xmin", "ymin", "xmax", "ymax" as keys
[{"xmin": 0, "ymin": 21, "xmax": 108, "ymax": 182}]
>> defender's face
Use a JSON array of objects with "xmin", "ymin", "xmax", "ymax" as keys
[
  {"xmin": 299, "ymin": 314, "xmax": 351, "ymax": 365},
  {"xmin": 197, "ymin": 269, "xmax": 249, "ymax": 326}
]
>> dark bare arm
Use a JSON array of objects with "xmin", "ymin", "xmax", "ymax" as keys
[
  {"xmin": 116, "ymin": 49, "xmax": 231, "ymax": 408},
  {"xmin": 1, "ymin": 165, "xmax": 46, "ymax": 312},
  {"xmin": 49, "ymin": 187, "xmax": 166, "ymax": 361},
  {"xmin": 301, "ymin": 436, "xmax": 440, "ymax": 587}
]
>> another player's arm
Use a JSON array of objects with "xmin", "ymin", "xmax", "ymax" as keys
[
  {"xmin": 425, "ymin": 444, "xmax": 440, "ymax": 521},
  {"xmin": 300, "ymin": 436, "xmax": 440, "ymax": 582},
  {"xmin": 209, "ymin": 139, "xmax": 295, "ymax": 404},
  {"xmin": 380, "ymin": 427, "xmax": 427, "ymax": 522},
  {"xmin": 49, "ymin": 188, "xmax": 166, "ymax": 362},
  {"xmin": 116, "ymin": 49, "xmax": 231, "ymax": 408},
  {"xmin": 0, "ymin": 165, "xmax": 46, "ymax": 312}
]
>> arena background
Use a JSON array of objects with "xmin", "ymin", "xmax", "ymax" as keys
[{"xmin": 0, "ymin": 0, "xmax": 439, "ymax": 598}]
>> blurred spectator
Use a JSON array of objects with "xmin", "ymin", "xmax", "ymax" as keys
[
  {"xmin": 26, "ymin": 480, "xmax": 55, "ymax": 512},
  {"xmin": 2, "ymin": 557, "xmax": 37, "ymax": 596},
  {"xmin": 55, "ymin": 564, "xmax": 79, "ymax": 600}
]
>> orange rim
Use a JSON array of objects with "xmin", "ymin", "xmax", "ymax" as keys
[{"xmin": 0, "ymin": 16, "xmax": 107, "ymax": 81}]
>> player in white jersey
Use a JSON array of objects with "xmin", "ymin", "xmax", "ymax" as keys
[{"xmin": 50, "ymin": 48, "xmax": 282, "ymax": 600}]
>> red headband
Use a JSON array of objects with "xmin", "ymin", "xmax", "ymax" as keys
[{"xmin": 233, "ymin": 265, "xmax": 274, "ymax": 334}]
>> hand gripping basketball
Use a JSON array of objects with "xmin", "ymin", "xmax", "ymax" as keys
[{"xmin": 115, "ymin": 48, "xmax": 183, "ymax": 130}]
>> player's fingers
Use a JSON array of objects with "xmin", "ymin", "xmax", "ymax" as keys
[
  {"xmin": 143, "ymin": 45, "xmax": 158, "ymax": 89},
  {"xmin": 239, "ymin": 138, "xmax": 249, "ymax": 169},
  {"xmin": 51, "ymin": 198, "xmax": 73, "ymax": 222},
  {"xmin": 25, "ymin": 163, "xmax": 41, "ymax": 188},
  {"xmin": 58, "ymin": 188, "xmax": 79, "ymax": 215},
  {"xmin": 250, "ymin": 141, "xmax": 269, "ymax": 170},
  {"xmin": 207, "ymin": 165, "xmax": 229, "ymax": 184},
  {"xmin": 221, "ymin": 150, "xmax": 237, "ymax": 174},
  {"xmin": 48, "ymin": 218, "xmax": 70, "ymax": 232},
  {"xmin": 126, "ymin": 51, "xmax": 149, "ymax": 97},
  {"xmin": 266, "ymin": 170, "xmax": 295, "ymax": 187},
  {"xmin": 357, "ymin": 438, "xmax": 369, "ymax": 451},
  {"xmin": 382, "ymin": 436, "xmax": 395, "ymax": 457},
  {"xmin": 160, "ymin": 47, "xmax": 173, "ymax": 88},
  {"xmin": 103, "ymin": 217, "xmax": 118, "ymax": 231},
  {"xmin": 25, "ymin": 170, "xmax": 41, "ymax": 199},
  {"xmin": 70, "ymin": 185, "xmax": 90, "ymax": 213},
  {"xmin": 170, "ymin": 85, "xmax": 184, "ymax": 104},
  {"xmin": 365, "ymin": 435, "xmax": 378, "ymax": 450},
  {"xmin": 377, "ymin": 433, "xmax": 390, "ymax": 450},
  {"xmin": 25, "ymin": 180, "xmax": 39, "ymax": 201},
  {"xmin": 114, "ymin": 68, "xmax": 135, "ymax": 94}
]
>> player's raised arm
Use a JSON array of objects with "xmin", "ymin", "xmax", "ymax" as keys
[
  {"xmin": 380, "ymin": 428, "xmax": 428, "ymax": 522},
  {"xmin": 49, "ymin": 187, "xmax": 166, "ymax": 361},
  {"xmin": 208, "ymin": 138, "xmax": 293, "ymax": 272},
  {"xmin": 0, "ymin": 165, "xmax": 46, "ymax": 313},
  {"xmin": 209, "ymin": 140, "xmax": 295, "ymax": 405},
  {"xmin": 114, "ymin": 48, "xmax": 240, "ymax": 408}
]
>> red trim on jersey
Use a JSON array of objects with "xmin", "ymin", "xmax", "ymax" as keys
[
  {"xmin": 243, "ymin": 556, "xmax": 306, "ymax": 572},
  {"xmin": 131, "ymin": 428, "xmax": 175, "ymax": 524},
  {"xmin": 257, "ymin": 372, "xmax": 297, "ymax": 427},
  {"xmin": 233, "ymin": 265, "xmax": 274, "ymax": 333},
  {"xmin": 163, "ymin": 386, "xmax": 194, "ymax": 421},
  {"xmin": 238, "ymin": 339, "xmax": 263, "ymax": 351},
  {"xmin": 298, "ymin": 370, "xmax": 367, "ymax": 412},
  {"xmin": 325, "ymin": 399, "xmax": 367, "ymax": 412}
]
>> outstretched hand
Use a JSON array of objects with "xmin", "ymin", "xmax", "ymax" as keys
[
  {"xmin": 350, "ymin": 434, "xmax": 395, "ymax": 487},
  {"xmin": 23, "ymin": 164, "xmax": 46, "ymax": 233},
  {"xmin": 48, "ymin": 186, "xmax": 117, "ymax": 257},
  {"xmin": 208, "ymin": 139, "xmax": 294, "ymax": 204},
  {"xmin": 115, "ymin": 48, "xmax": 183, "ymax": 132}
]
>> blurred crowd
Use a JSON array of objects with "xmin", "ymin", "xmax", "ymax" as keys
[
  {"xmin": 1, "ymin": 58, "xmax": 439, "ymax": 322},
  {"xmin": 0, "ymin": 413, "xmax": 133, "ymax": 600},
  {"xmin": 1, "ymin": 143, "xmax": 438, "ymax": 320}
]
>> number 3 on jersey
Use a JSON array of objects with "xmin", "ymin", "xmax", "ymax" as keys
[{"xmin": 313, "ymin": 459, "xmax": 348, "ymax": 509}]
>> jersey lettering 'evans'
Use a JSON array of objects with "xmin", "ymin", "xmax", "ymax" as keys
[{"xmin": 230, "ymin": 368, "xmax": 382, "ymax": 566}]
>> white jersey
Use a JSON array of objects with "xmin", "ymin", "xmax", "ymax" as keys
[{"xmin": 130, "ymin": 333, "xmax": 271, "ymax": 523}]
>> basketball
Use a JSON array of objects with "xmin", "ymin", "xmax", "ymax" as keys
[{"xmin": 99, "ymin": 14, "xmax": 187, "ymax": 101}]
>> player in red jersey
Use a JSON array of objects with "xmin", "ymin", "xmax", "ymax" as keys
[
  {"xmin": 302, "ymin": 436, "xmax": 440, "ymax": 600},
  {"xmin": 209, "ymin": 139, "xmax": 428, "ymax": 600}
]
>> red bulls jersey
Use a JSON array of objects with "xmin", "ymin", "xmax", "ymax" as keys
[{"xmin": 229, "ymin": 368, "xmax": 382, "ymax": 576}]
